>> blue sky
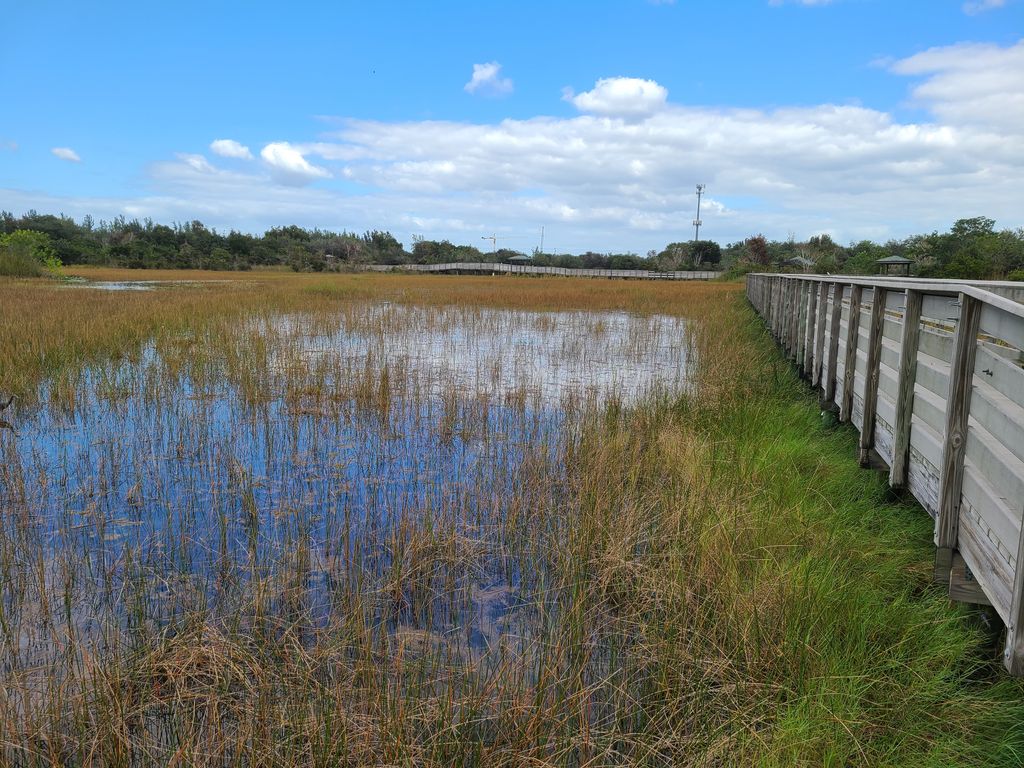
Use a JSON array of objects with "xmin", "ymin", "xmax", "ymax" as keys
[{"xmin": 1, "ymin": 0, "xmax": 1022, "ymax": 253}]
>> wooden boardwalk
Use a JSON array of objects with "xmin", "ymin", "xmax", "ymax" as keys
[
  {"xmin": 747, "ymin": 273, "xmax": 1024, "ymax": 674},
  {"xmin": 368, "ymin": 263, "xmax": 722, "ymax": 280}
]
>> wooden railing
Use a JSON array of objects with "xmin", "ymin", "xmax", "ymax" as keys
[
  {"xmin": 747, "ymin": 273, "xmax": 1024, "ymax": 674},
  {"xmin": 366, "ymin": 263, "xmax": 722, "ymax": 280}
]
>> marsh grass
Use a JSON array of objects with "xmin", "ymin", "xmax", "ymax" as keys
[{"xmin": 0, "ymin": 269, "xmax": 1021, "ymax": 766}]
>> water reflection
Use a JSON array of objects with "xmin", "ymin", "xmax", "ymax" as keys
[{"xmin": 0, "ymin": 304, "xmax": 689, "ymax": 655}]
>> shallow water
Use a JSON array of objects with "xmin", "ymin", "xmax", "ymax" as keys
[{"xmin": 0, "ymin": 303, "xmax": 690, "ymax": 654}]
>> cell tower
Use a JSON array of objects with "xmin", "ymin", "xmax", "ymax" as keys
[{"xmin": 693, "ymin": 184, "xmax": 705, "ymax": 241}]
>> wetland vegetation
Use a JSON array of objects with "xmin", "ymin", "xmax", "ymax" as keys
[{"xmin": 0, "ymin": 269, "xmax": 1022, "ymax": 766}]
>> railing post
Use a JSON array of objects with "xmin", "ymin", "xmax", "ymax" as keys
[
  {"xmin": 770, "ymin": 278, "xmax": 781, "ymax": 337},
  {"xmin": 840, "ymin": 285, "xmax": 863, "ymax": 422},
  {"xmin": 934, "ymin": 293, "xmax": 982, "ymax": 584},
  {"xmin": 790, "ymin": 280, "xmax": 802, "ymax": 361},
  {"xmin": 823, "ymin": 283, "xmax": 844, "ymax": 408},
  {"xmin": 812, "ymin": 282, "xmax": 828, "ymax": 388},
  {"xmin": 796, "ymin": 280, "xmax": 809, "ymax": 368},
  {"xmin": 859, "ymin": 287, "xmax": 887, "ymax": 466},
  {"xmin": 802, "ymin": 281, "xmax": 817, "ymax": 377},
  {"xmin": 784, "ymin": 279, "xmax": 794, "ymax": 357},
  {"xmin": 889, "ymin": 289, "xmax": 922, "ymax": 489}
]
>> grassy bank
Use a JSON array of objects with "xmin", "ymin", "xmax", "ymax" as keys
[{"xmin": 0, "ymin": 270, "xmax": 1021, "ymax": 766}]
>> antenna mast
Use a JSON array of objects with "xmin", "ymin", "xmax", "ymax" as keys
[{"xmin": 693, "ymin": 184, "xmax": 705, "ymax": 241}]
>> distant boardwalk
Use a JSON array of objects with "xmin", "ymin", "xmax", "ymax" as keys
[
  {"xmin": 747, "ymin": 272, "xmax": 1024, "ymax": 675},
  {"xmin": 367, "ymin": 262, "xmax": 721, "ymax": 280}
]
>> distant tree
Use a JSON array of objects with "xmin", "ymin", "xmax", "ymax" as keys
[
  {"xmin": 746, "ymin": 234, "xmax": 770, "ymax": 266},
  {"xmin": 656, "ymin": 242, "xmax": 691, "ymax": 270},
  {"xmin": 690, "ymin": 240, "xmax": 721, "ymax": 266},
  {"xmin": 951, "ymin": 216, "xmax": 995, "ymax": 239},
  {"xmin": 840, "ymin": 240, "xmax": 887, "ymax": 275}
]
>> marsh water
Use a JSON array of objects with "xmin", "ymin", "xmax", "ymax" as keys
[{"xmin": 0, "ymin": 303, "xmax": 689, "ymax": 659}]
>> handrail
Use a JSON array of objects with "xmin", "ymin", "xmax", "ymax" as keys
[
  {"xmin": 369, "ymin": 263, "xmax": 723, "ymax": 280},
  {"xmin": 754, "ymin": 273, "xmax": 1024, "ymax": 320}
]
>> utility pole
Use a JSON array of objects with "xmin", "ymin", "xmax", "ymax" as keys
[
  {"xmin": 539, "ymin": 226, "xmax": 545, "ymax": 255},
  {"xmin": 482, "ymin": 234, "xmax": 497, "ymax": 256},
  {"xmin": 693, "ymin": 184, "xmax": 705, "ymax": 241}
]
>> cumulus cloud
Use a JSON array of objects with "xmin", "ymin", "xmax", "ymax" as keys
[
  {"xmin": 4, "ymin": 38, "xmax": 1022, "ymax": 253},
  {"xmin": 567, "ymin": 77, "xmax": 668, "ymax": 119},
  {"xmin": 51, "ymin": 147, "xmax": 81, "ymax": 162},
  {"xmin": 891, "ymin": 39, "xmax": 1024, "ymax": 132},
  {"xmin": 963, "ymin": 0, "xmax": 1005, "ymax": 14},
  {"xmin": 464, "ymin": 62, "xmax": 514, "ymax": 97},
  {"xmin": 260, "ymin": 141, "xmax": 331, "ymax": 185},
  {"xmin": 210, "ymin": 139, "xmax": 253, "ymax": 159}
]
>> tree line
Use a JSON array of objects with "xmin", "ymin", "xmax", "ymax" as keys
[
  {"xmin": 726, "ymin": 217, "xmax": 1024, "ymax": 280},
  {"xmin": 0, "ymin": 211, "xmax": 722, "ymax": 274},
  {"xmin": 1, "ymin": 210, "xmax": 1022, "ymax": 280}
]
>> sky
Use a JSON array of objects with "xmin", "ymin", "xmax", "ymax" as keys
[{"xmin": 1, "ymin": 0, "xmax": 1022, "ymax": 254}]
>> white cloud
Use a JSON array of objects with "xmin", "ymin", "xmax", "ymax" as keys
[
  {"xmin": 891, "ymin": 39, "xmax": 1024, "ymax": 132},
  {"xmin": 464, "ymin": 62, "xmax": 514, "ymax": 97},
  {"xmin": 567, "ymin": 77, "xmax": 668, "ymax": 119},
  {"xmin": 176, "ymin": 153, "xmax": 216, "ymax": 173},
  {"xmin": 260, "ymin": 141, "xmax": 331, "ymax": 185},
  {"xmin": 210, "ymin": 139, "xmax": 253, "ymax": 159},
  {"xmin": 51, "ymin": 147, "xmax": 81, "ymax": 162},
  {"xmin": 963, "ymin": 0, "xmax": 1005, "ymax": 14},
  {"xmin": 3, "ymin": 39, "xmax": 1023, "ymax": 254}
]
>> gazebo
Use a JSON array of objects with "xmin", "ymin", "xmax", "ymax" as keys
[{"xmin": 876, "ymin": 255, "xmax": 914, "ymax": 276}]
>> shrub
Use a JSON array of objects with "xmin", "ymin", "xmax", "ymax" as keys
[{"xmin": 0, "ymin": 230, "xmax": 63, "ymax": 276}]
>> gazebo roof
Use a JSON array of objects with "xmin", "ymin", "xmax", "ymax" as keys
[{"xmin": 875, "ymin": 255, "xmax": 914, "ymax": 264}]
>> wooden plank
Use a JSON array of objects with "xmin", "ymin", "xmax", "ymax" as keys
[
  {"xmin": 980, "ymin": 303, "xmax": 1024, "ymax": 352},
  {"xmin": 859, "ymin": 287, "xmax": 887, "ymax": 466},
  {"xmin": 950, "ymin": 552, "xmax": 993, "ymax": 606},
  {"xmin": 1004, "ymin": 505, "xmax": 1024, "ymax": 675},
  {"xmin": 890, "ymin": 290, "xmax": 923, "ymax": 488},
  {"xmin": 823, "ymin": 284, "xmax": 844, "ymax": 407},
  {"xmin": 958, "ymin": 508, "xmax": 1013, "ymax": 622},
  {"xmin": 935, "ymin": 293, "xmax": 983, "ymax": 584},
  {"xmin": 840, "ymin": 285, "xmax": 863, "ymax": 422},
  {"xmin": 812, "ymin": 282, "xmax": 828, "ymax": 387}
]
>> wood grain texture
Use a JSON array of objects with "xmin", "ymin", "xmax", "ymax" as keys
[
  {"xmin": 935, "ymin": 294, "xmax": 982, "ymax": 584},
  {"xmin": 890, "ymin": 290, "xmax": 923, "ymax": 489}
]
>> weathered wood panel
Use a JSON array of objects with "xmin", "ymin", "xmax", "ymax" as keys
[{"xmin": 745, "ymin": 273, "xmax": 1024, "ymax": 676}]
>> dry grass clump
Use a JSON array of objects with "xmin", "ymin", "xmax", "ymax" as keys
[{"xmin": 0, "ymin": 269, "xmax": 1020, "ymax": 766}]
